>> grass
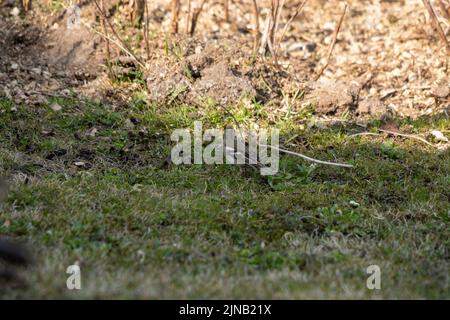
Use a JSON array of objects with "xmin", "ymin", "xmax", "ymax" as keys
[{"xmin": 0, "ymin": 95, "xmax": 449, "ymax": 299}]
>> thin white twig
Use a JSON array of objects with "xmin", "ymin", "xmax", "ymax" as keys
[
  {"xmin": 348, "ymin": 132, "xmax": 381, "ymax": 137},
  {"xmin": 221, "ymin": 104, "xmax": 353, "ymax": 168},
  {"xmin": 260, "ymin": 144, "xmax": 354, "ymax": 168},
  {"xmin": 348, "ymin": 129, "xmax": 438, "ymax": 148},
  {"xmin": 378, "ymin": 129, "xmax": 436, "ymax": 147}
]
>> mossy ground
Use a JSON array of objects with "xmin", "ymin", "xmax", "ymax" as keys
[{"xmin": 0, "ymin": 94, "xmax": 448, "ymax": 299}]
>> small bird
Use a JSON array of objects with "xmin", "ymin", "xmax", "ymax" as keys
[{"xmin": 162, "ymin": 128, "xmax": 270, "ymax": 185}]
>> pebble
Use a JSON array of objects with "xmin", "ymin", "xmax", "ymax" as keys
[
  {"xmin": 31, "ymin": 67, "xmax": 42, "ymax": 75},
  {"xmin": 10, "ymin": 7, "xmax": 20, "ymax": 17},
  {"xmin": 50, "ymin": 103, "xmax": 62, "ymax": 111}
]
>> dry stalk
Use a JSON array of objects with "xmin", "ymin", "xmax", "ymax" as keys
[
  {"xmin": 438, "ymin": 0, "xmax": 450, "ymax": 21},
  {"xmin": 100, "ymin": 0, "xmax": 112, "ymax": 77},
  {"xmin": 190, "ymin": 0, "xmax": 207, "ymax": 36},
  {"xmin": 378, "ymin": 129, "xmax": 436, "ymax": 147},
  {"xmin": 315, "ymin": 2, "xmax": 347, "ymax": 81},
  {"xmin": 219, "ymin": 105, "xmax": 353, "ymax": 169},
  {"xmin": 259, "ymin": 9, "xmax": 273, "ymax": 56},
  {"xmin": 93, "ymin": 0, "xmax": 145, "ymax": 69},
  {"xmin": 272, "ymin": 0, "xmax": 286, "ymax": 45},
  {"xmin": 130, "ymin": 0, "xmax": 145, "ymax": 26},
  {"xmin": 144, "ymin": 0, "xmax": 150, "ymax": 60},
  {"xmin": 251, "ymin": 0, "xmax": 260, "ymax": 52},
  {"xmin": 258, "ymin": 0, "xmax": 286, "ymax": 62},
  {"xmin": 261, "ymin": 144, "xmax": 354, "ymax": 168},
  {"xmin": 171, "ymin": 0, "xmax": 181, "ymax": 34},
  {"xmin": 224, "ymin": 0, "xmax": 229, "ymax": 22},
  {"xmin": 422, "ymin": 0, "xmax": 450, "ymax": 53},
  {"xmin": 277, "ymin": 0, "xmax": 309, "ymax": 49},
  {"xmin": 186, "ymin": 0, "xmax": 192, "ymax": 34},
  {"xmin": 350, "ymin": 129, "xmax": 441, "ymax": 148},
  {"xmin": 21, "ymin": 0, "xmax": 31, "ymax": 12},
  {"xmin": 86, "ymin": 23, "xmax": 146, "ymax": 69}
]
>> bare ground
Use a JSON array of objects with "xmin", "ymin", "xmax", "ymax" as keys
[{"xmin": 0, "ymin": 0, "xmax": 449, "ymax": 120}]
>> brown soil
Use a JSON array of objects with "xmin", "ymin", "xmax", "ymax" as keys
[
  {"xmin": 0, "ymin": 0, "xmax": 449, "ymax": 120},
  {"xmin": 146, "ymin": 39, "xmax": 261, "ymax": 106}
]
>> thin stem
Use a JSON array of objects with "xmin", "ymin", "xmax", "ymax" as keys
[
  {"xmin": 422, "ymin": 0, "xmax": 450, "ymax": 53},
  {"xmin": 315, "ymin": 2, "xmax": 347, "ymax": 80},
  {"xmin": 251, "ymin": 0, "xmax": 260, "ymax": 52},
  {"xmin": 171, "ymin": 0, "xmax": 180, "ymax": 34}
]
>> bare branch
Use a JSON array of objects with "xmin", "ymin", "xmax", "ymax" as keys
[
  {"xmin": 186, "ymin": 0, "xmax": 192, "ymax": 34},
  {"xmin": 315, "ymin": 2, "xmax": 347, "ymax": 80},
  {"xmin": 224, "ymin": 0, "xmax": 229, "ymax": 22},
  {"xmin": 422, "ymin": 0, "xmax": 450, "ymax": 53},
  {"xmin": 93, "ymin": 0, "xmax": 145, "ymax": 68},
  {"xmin": 171, "ymin": 0, "xmax": 180, "ymax": 34},
  {"xmin": 144, "ymin": 0, "xmax": 150, "ymax": 60},
  {"xmin": 100, "ymin": 0, "xmax": 112, "ymax": 77},
  {"xmin": 438, "ymin": 0, "xmax": 450, "ymax": 21},
  {"xmin": 130, "ymin": 0, "xmax": 145, "ymax": 26},
  {"xmin": 251, "ymin": 0, "xmax": 260, "ymax": 52},
  {"xmin": 261, "ymin": 144, "xmax": 354, "ymax": 168},
  {"xmin": 190, "ymin": 0, "xmax": 207, "ymax": 36},
  {"xmin": 277, "ymin": 0, "xmax": 309, "ymax": 49}
]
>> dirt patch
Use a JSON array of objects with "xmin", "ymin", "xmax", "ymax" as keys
[
  {"xmin": 41, "ymin": 23, "xmax": 102, "ymax": 72},
  {"xmin": 357, "ymin": 97, "xmax": 386, "ymax": 117},
  {"xmin": 146, "ymin": 40, "xmax": 257, "ymax": 106},
  {"xmin": 0, "ymin": 3, "xmax": 108, "ymax": 105},
  {"xmin": 303, "ymin": 80, "xmax": 361, "ymax": 115},
  {"xmin": 186, "ymin": 62, "xmax": 256, "ymax": 106},
  {"xmin": 1, "ymin": 0, "xmax": 449, "ymax": 121},
  {"xmin": 143, "ymin": 0, "xmax": 450, "ymax": 119}
]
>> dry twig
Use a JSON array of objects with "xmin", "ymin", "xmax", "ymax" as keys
[
  {"xmin": 224, "ymin": 0, "xmax": 229, "ymax": 22},
  {"xmin": 86, "ymin": 23, "xmax": 145, "ymax": 69},
  {"xmin": 315, "ymin": 2, "xmax": 347, "ymax": 80},
  {"xmin": 259, "ymin": 0, "xmax": 285, "ymax": 61},
  {"xmin": 186, "ymin": 0, "xmax": 192, "ymax": 34},
  {"xmin": 349, "ymin": 129, "xmax": 438, "ymax": 148},
  {"xmin": 144, "ymin": 0, "xmax": 150, "ymax": 60},
  {"xmin": 99, "ymin": 0, "xmax": 112, "ymax": 77},
  {"xmin": 272, "ymin": 0, "xmax": 286, "ymax": 45},
  {"xmin": 259, "ymin": 9, "xmax": 273, "ymax": 56},
  {"xmin": 21, "ymin": 0, "xmax": 31, "ymax": 12},
  {"xmin": 220, "ymin": 106, "xmax": 353, "ymax": 169},
  {"xmin": 93, "ymin": 0, "xmax": 145, "ymax": 68},
  {"xmin": 422, "ymin": 0, "xmax": 450, "ymax": 53},
  {"xmin": 261, "ymin": 144, "xmax": 354, "ymax": 168},
  {"xmin": 378, "ymin": 129, "xmax": 436, "ymax": 147},
  {"xmin": 190, "ymin": 0, "xmax": 207, "ymax": 36},
  {"xmin": 438, "ymin": 0, "xmax": 450, "ymax": 21},
  {"xmin": 130, "ymin": 0, "xmax": 145, "ymax": 26},
  {"xmin": 277, "ymin": 0, "xmax": 309, "ymax": 49},
  {"xmin": 171, "ymin": 0, "xmax": 180, "ymax": 34},
  {"xmin": 251, "ymin": 0, "xmax": 260, "ymax": 52}
]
